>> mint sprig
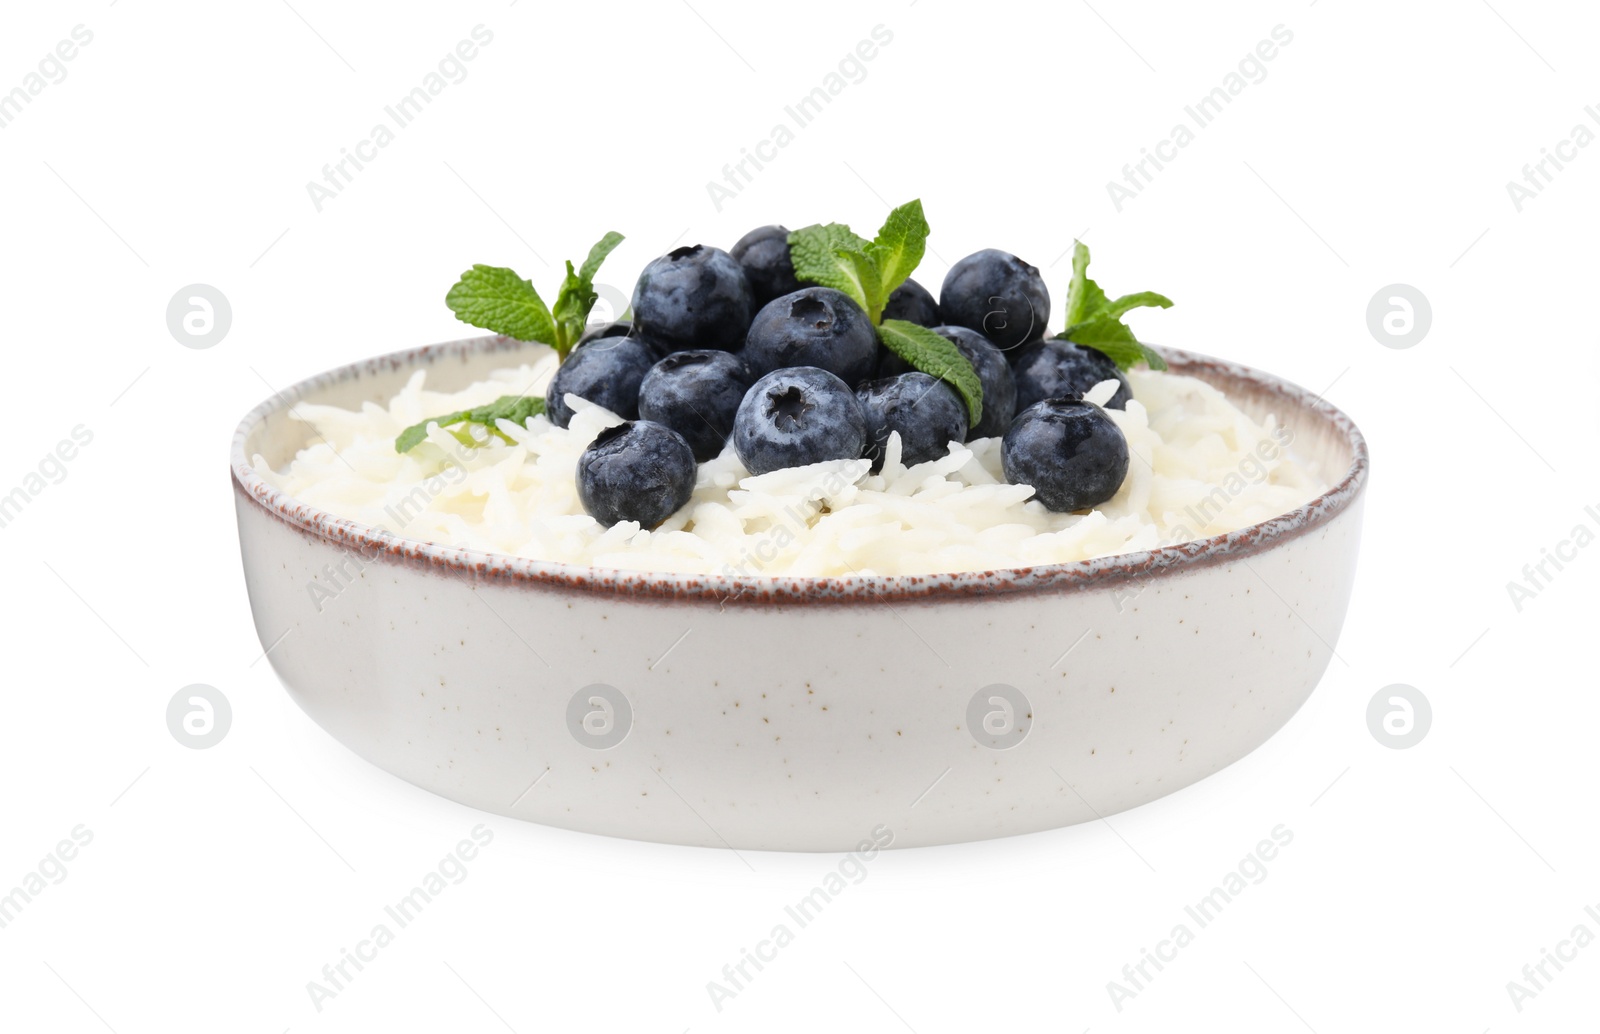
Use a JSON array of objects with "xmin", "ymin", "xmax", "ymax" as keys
[
  {"xmin": 445, "ymin": 231, "xmax": 624, "ymax": 359},
  {"xmin": 787, "ymin": 222, "xmax": 873, "ymax": 311},
  {"xmin": 445, "ymin": 266, "xmax": 557, "ymax": 346},
  {"xmin": 788, "ymin": 201, "xmax": 980, "ymax": 423},
  {"xmin": 864, "ymin": 202, "xmax": 930, "ymax": 311},
  {"xmin": 789, "ymin": 200, "xmax": 928, "ymax": 326},
  {"xmin": 395, "ymin": 395, "xmax": 546, "ymax": 454},
  {"xmin": 878, "ymin": 320, "xmax": 983, "ymax": 426},
  {"xmin": 1057, "ymin": 241, "xmax": 1172, "ymax": 371}
]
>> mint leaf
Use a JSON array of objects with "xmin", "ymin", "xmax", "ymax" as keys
[
  {"xmin": 395, "ymin": 394, "xmax": 546, "ymax": 453},
  {"xmin": 836, "ymin": 247, "xmax": 886, "ymax": 321},
  {"xmin": 1061, "ymin": 318, "xmax": 1170, "ymax": 373},
  {"xmin": 550, "ymin": 260, "xmax": 595, "ymax": 356},
  {"xmin": 446, "ymin": 265, "xmax": 557, "ymax": 346},
  {"xmin": 1138, "ymin": 344, "xmax": 1169, "ymax": 371},
  {"xmin": 550, "ymin": 231, "xmax": 626, "ymax": 356},
  {"xmin": 1057, "ymin": 241, "xmax": 1171, "ymax": 371},
  {"xmin": 578, "ymin": 231, "xmax": 625, "ymax": 283},
  {"xmin": 1101, "ymin": 290, "xmax": 1173, "ymax": 321},
  {"xmin": 864, "ymin": 199, "xmax": 929, "ymax": 304},
  {"xmin": 1064, "ymin": 241, "xmax": 1109, "ymax": 326},
  {"xmin": 788, "ymin": 223, "xmax": 874, "ymax": 312},
  {"xmin": 791, "ymin": 205, "xmax": 932, "ymax": 326},
  {"xmin": 878, "ymin": 319, "xmax": 984, "ymax": 426},
  {"xmin": 821, "ymin": 221, "xmax": 872, "ymax": 255},
  {"xmin": 446, "ymin": 233, "xmax": 624, "ymax": 359}
]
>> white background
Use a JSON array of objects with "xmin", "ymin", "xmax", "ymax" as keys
[{"xmin": 2, "ymin": 0, "xmax": 1596, "ymax": 1030}]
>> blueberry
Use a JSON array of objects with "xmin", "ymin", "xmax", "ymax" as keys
[
  {"xmin": 630, "ymin": 244, "xmax": 753, "ymax": 353},
  {"xmin": 730, "ymin": 225, "xmax": 802, "ymax": 309},
  {"xmin": 875, "ymin": 326, "xmax": 1016, "ymax": 440},
  {"xmin": 1002, "ymin": 399, "xmax": 1130, "ymax": 513},
  {"xmin": 732, "ymin": 367, "xmax": 868, "ymax": 475},
  {"xmin": 939, "ymin": 249, "xmax": 1049, "ymax": 352},
  {"xmin": 855, "ymin": 373, "xmax": 968, "ymax": 471},
  {"xmin": 742, "ymin": 287, "xmax": 879, "ymax": 385},
  {"xmin": 881, "ymin": 277, "xmax": 940, "ymax": 327},
  {"xmin": 575, "ymin": 319, "xmax": 631, "ymax": 349},
  {"xmin": 932, "ymin": 325, "xmax": 1016, "ymax": 440},
  {"xmin": 545, "ymin": 335, "xmax": 657, "ymax": 428},
  {"xmin": 874, "ymin": 350, "xmax": 911, "ymax": 379},
  {"xmin": 576, "ymin": 420, "xmax": 698, "ymax": 528},
  {"xmin": 1011, "ymin": 338, "xmax": 1132, "ymax": 412},
  {"xmin": 637, "ymin": 349, "xmax": 752, "ymax": 462},
  {"xmin": 873, "ymin": 278, "xmax": 943, "ymax": 373}
]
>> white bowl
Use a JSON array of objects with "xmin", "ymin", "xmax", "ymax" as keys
[{"xmin": 232, "ymin": 335, "xmax": 1367, "ymax": 851}]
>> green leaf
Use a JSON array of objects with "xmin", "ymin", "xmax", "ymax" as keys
[
  {"xmin": 446, "ymin": 265, "xmax": 557, "ymax": 345},
  {"xmin": 1058, "ymin": 241, "xmax": 1171, "ymax": 372},
  {"xmin": 551, "ymin": 233, "xmax": 626, "ymax": 356},
  {"xmin": 549, "ymin": 260, "xmax": 595, "ymax": 356},
  {"xmin": 577, "ymin": 231, "xmax": 624, "ymax": 283},
  {"xmin": 790, "ymin": 206, "xmax": 931, "ymax": 325},
  {"xmin": 395, "ymin": 394, "xmax": 546, "ymax": 453},
  {"xmin": 1061, "ymin": 318, "xmax": 1167, "ymax": 372},
  {"xmin": 1101, "ymin": 290, "xmax": 1173, "ymax": 321},
  {"xmin": 1061, "ymin": 317, "xmax": 1142, "ymax": 370},
  {"xmin": 878, "ymin": 319, "xmax": 984, "ymax": 427},
  {"xmin": 788, "ymin": 223, "xmax": 874, "ymax": 312},
  {"xmin": 1064, "ymin": 241, "xmax": 1108, "ymax": 326},
  {"xmin": 824, "ymin": 221, "xmax": 872, "ymax": 254},
  {"xmin": 864, "ymin": 199, "xmax": 929, "ymax": 305},
  {"xmin": 835, "ymin": 247, "xmax": 886, "ymax": 321},
  {"xmin": 396, "ymin": 410, "xmax": 466, "ymax": 454},
  {"xmin": 446, "ymin": 233, "xmax": 623, "ymax": 358}
]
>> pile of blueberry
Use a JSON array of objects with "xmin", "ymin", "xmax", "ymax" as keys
[{"xmin": 555, "ymin": 229, "xmax": 1148, "ymax": 529}]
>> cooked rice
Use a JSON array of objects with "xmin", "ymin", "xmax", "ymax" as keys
[{"xmin": 253, "ymin": 348, "xmax": 1325, "ymax": 576}]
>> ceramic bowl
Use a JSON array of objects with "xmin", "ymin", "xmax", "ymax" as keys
[{"xmin": 232, "ymin": 334, "xmax": 1367, "ymax": 851}]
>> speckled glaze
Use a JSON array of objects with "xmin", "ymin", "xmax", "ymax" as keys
[{"xmin": 232, "ymin": 334, "xmax": 1367, "ymax": 851}]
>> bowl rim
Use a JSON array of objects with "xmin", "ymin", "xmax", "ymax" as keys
[{"xmin": 230, "ymin": 334, "xmax": 1367, "ymax": 605}]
